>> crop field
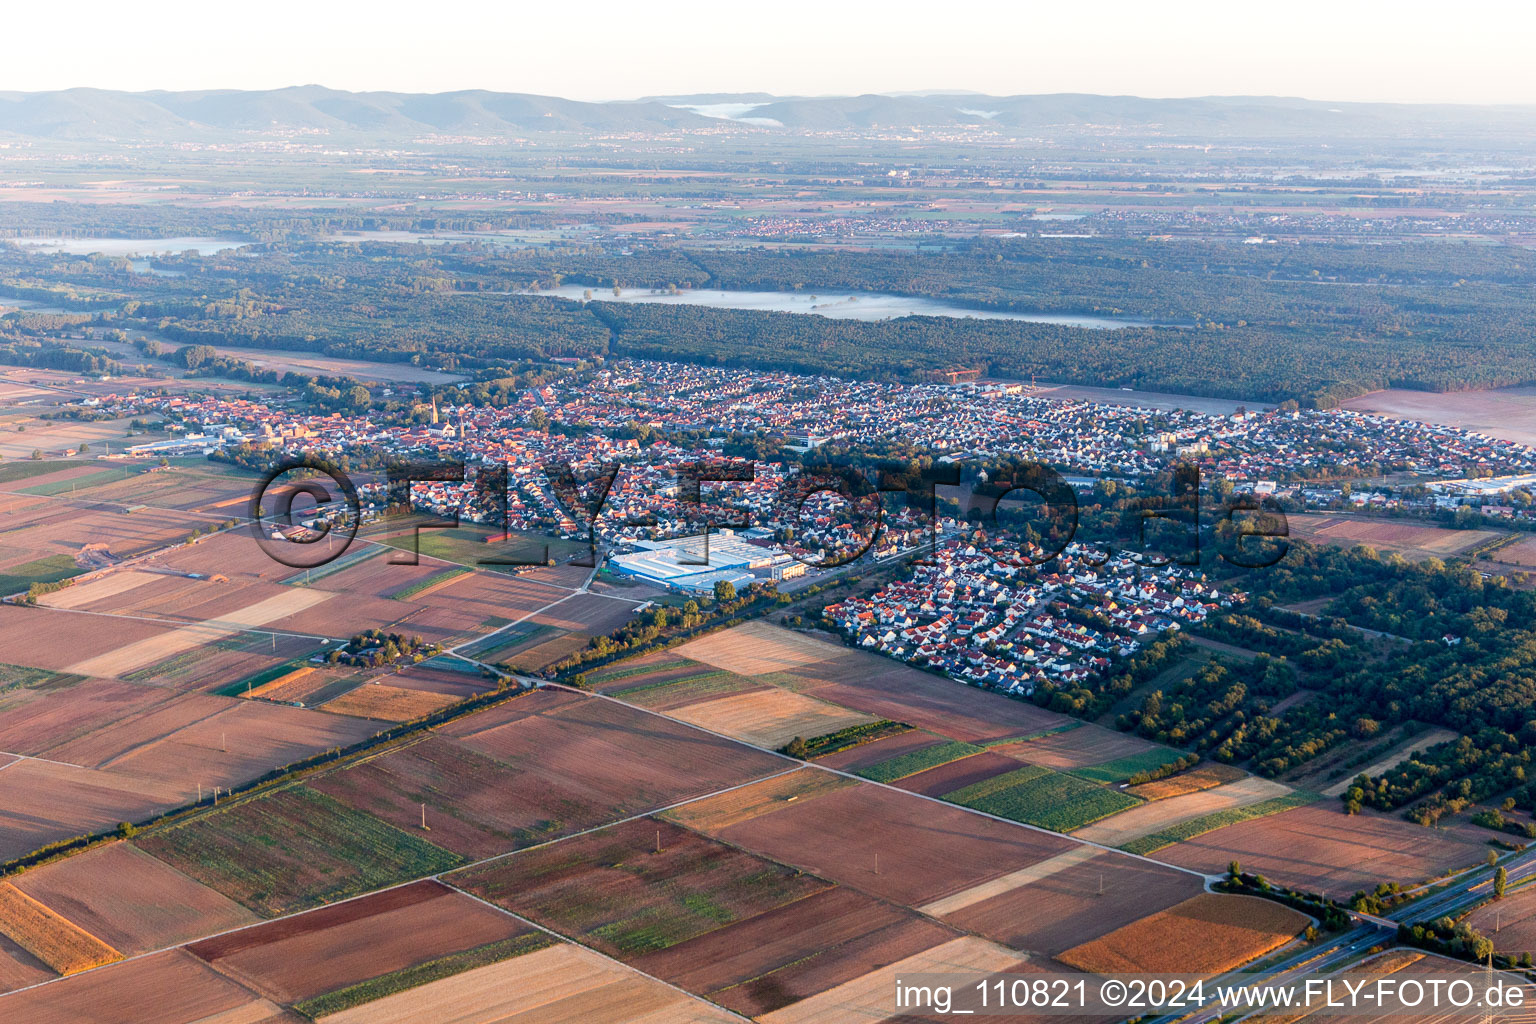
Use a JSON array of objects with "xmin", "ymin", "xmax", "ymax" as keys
[
  {"xmin": 716, "ymin": 779, "xmax": 1078, "ymax": 907},
  {"xmin": 631, "ymin": 885, "xmax": 959, "ymax": 1017},
  {"xmin": 1075, "ymin": 776, "xmax": 1295, "ymax": 847},
  {"xmin": 937, "ymin": 848, "xmax": 1203, "ymax": 956},
  {"xmin": 855, "ymin": 738, "xmax": 986, "ymax": 783},
  {"xmin": 606, "ymin": 669, "xmax": 763, "ymax": 710},
  {"xmin": 451, "ymin": 817, "xmax": 832, "ymax": 958},
  {"xmin": 660, "ymin": 768, "xmax": 855, "ymax": 833},
  {"xmin": 945, "ymin": 764, "xmax": 1143, "ymax": 833},
  {"xmin": 312, "ymin": 942, "xmax": 741, "ymax": 1024},
  {"xmin": 811, "ymin": 727, "xmax": 949, "ymax": 772},
  {"xmin": 662, "ymin": 687, "xmax": 876, "ymax": 749},
  {"xmin": 185, "ymin": 879, "xmax": 533, "ymax": 1004},
  {"xmin": 674, "ymin": 620, "xmax": 846, "ymax": 675},
  {"xmin": 1121, "ymin": 791, "xmax": 1321, "ymax": 855},
  {"xmin": 1059, "ymin": 893, "xmax": 1307, "ymax": 975},
  {"xmin": 135, "ymin": 785, "xmax": 465, "ymax": 916},
  {"xmin": 1466, "ymin": 888, "xmax": 1536, "ymax": 955},
  {"xmin": 1128, "ymin": 762, "xmax": 1249, "ymax": 801},
  {"xmin": 319, "ymin": 681, "xmax": 460, "ymax": 721},
  {"xmin": 496, "ymin": 632, "xmax": 592, "ymax": 672},
  {"xmin": 1288, "ymin": 514, "xmax": 1496, "ymax": 560},
  {"xmin": 0, "ymin": 882, "xmax": 122, "ymax": 976},
  {"xmin": 10, "ymin": 842, "xmax": 256, "ymax": 955},
  {"xmin": 1069, "ymin": 747, "xmax": 1189, "ymax": 784},
  {"xmin": 0, "ymin": 553, "xmax": 85, "ymax": 595},
  {"xmin": 756, "ymin": 936, "xmax": 1029, "ymax": 1024},
  {"xmin": 892, "ymin": 750, "xmax": 1033, "ymax": 797},
  {"xmin": 37, "ymin": 569, "xmax": 161, "ymax": 610},
  {"xmin": 0, "ymin": 758, "xmax": 185, "ymax": 862},
  {"xmin": 437, "ymin": 691, "xmax": 787, "ymax": 825},
  {"xmin": 1002, "ymin": 722, "xmax": 1157, "ymax": 770},
  {"xmin": 1154, "ymin": 805, "xmax": 1491, "ymax": 896},
  {"xmin": 0, "ymin": 935, "xmax": 51, "ymax": 995},
  {"xmin": 0, "ymin": 948, "xmax": 285, "ymax": 1024}
]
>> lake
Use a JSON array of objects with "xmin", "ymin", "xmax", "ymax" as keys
[
  {"xmin": 516, "ymin": 285, "xmax": 1152, "ymax": 329},
  {"xmin": 10, "ymin": 236, "xmax": 246, "ymax": 257}
]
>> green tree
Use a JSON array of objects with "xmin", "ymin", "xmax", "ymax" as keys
[
  {"xmin": 713, "ymin": 580, "xmax": 736, "ymax": 602},
  {"xmin": 1496, "ymin": 865, "xmax": 1508, "ymax": 899}
]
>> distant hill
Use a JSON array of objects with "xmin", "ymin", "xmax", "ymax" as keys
[{"xmin": 1, "ymin": 86, "xmax": 1533, "ymax": 143}]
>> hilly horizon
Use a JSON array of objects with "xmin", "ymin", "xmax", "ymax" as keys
[{"xmin": 3, "ymin": 86, "xmax": 1536, "ymax": 143}]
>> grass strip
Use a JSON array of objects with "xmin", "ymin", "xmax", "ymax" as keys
[
  {"xmin": 857, "ymin": 739, "xmax": 986, "ymax": 783},
  {"xmin": 1119, "ymin": 791, "xmax": 1321, "ymax": 855}
]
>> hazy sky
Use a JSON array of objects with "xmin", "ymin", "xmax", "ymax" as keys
[{"xmin": 7, "ymin": 0, "xmax": 1535, "ymax": 104}]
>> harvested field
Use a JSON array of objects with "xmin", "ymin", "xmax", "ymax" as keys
[
  {"xmin": 632, "ymin": 886, "xmax": 958, "ymax": 1017},
  {"xmin": 858, "ymin": 739, "xmax": 986, "ymax": 783},
  {"xmin": 716, "ymin": 780, "xmax": 1078, "ymax": 907},
  {"xmin": 0, "ymin": 882, "xmax": 122, "ymax": 975},
  {"xmin": 0, "ymin": 948, "xmax": 288, "ymax": 1024},
  {"xmin": 1467, "ymin": 887, "xmax": 1536, "ymax": 954},
  {"xmin": 779, "ymin": 648, "xmax": 1071, "ymax": 743},
  {"xmin": 0, "ymin": 603, "xmax": 174, "ymax": 673},
  {"xmin": 1122, "ymin": 791, "xmax": 1321, "ymax": 855},
  {"xmin": 450, "ymin": 817, "xmax": 831, "ymax": 958},
  {"xmin": 1059, "ymin": 893, "xmax": 1306, "ymax": 975},
  {"xmin": 937, "ymin": 850, "xmax": 1203, "ymax": 956},
  {"xmin": 498, "ymin": 633, "xmax": 592, "ymax": 673},
  {"xmin": 1074, "ymin": 777, "xmax": 1294, "ymax": 846},
  {"xmin": 1320, "ymin": 728, "xmax": 1460, "ymax": 798},
  {"xmin": 1289, "ymin": 514, "xmax": 1495, "ymax": 560},
  {"xmin": 1128, "ymin": 762, "xmax": 1248, "ymax": 801},
  {"xmin": 758, "ymin": 936, "xmax": 1026, "ymax": 1024},
  {"xmin": 663, "ymin": 687, "xmax": 875, "ymax": 749},
  {"xmin": 136, "ymin": 785, "xmax": 464, "ymax": 917},
  {"xmin": 0, "ymin": 758, "xmax": 184, "ymax": 862},
  {"xmin": 319, "ymin": 681, "xmax": 460, "ymax": 721},
  {"xmin": 64, "ymin": 588, "xmax": 333, "ymax": 677},
  {"xmin": 186, "ymin": 880, "xmax": 532, "ymax": 1004},
  {"xmin": 673, "ymin": 620, "xmax": 845, "ymax": 675},
  {"xmin": 811, "ymin": 728, "xmax": 948, "ymax": 772},
  {"xmin": 1004, "ymin": 722, "xmax": 1157, "ymax": 770},
  {"xmin": 10, "ymin": 843, "xmax": 257, "ymax": 955},
  {"xmin": 660, "ymin": 768, "xmax": 855, "ymax": 832},
  {"xmin": 1154, "ymin": 805, "xmax": 1489, "ymax": 898},
  {"xmin": 38, "ymin": 569, "xmax": 160, "ymax": 610},
  {"xmin": 313, "ymin": 942, "xmax": 739, "ymax": 1024},
  {"xmin": 946, "ymin": 765, "xmax": 1142, "ymax": 833},
  {"xmin": 607, "ymin": 669, "xmax": 763, "ymax": 711}
]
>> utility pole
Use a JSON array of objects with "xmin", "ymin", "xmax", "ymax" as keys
[
  {"xmin": 421, "ymin": 803, "xmax": 428, "ymax": 830},
  {"xmin": 655, "ymin": 829, "xmax": 662, "ymax": 854}
]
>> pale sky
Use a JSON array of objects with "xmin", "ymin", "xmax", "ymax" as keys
[{"xmin": 6, "ymin": 0, "xmax": 1535, "ymax": 105}]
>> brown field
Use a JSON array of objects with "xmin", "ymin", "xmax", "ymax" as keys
[
  {"xmin": 632, "ymin": 885, "xmax": 958, "ymax": 1017},
  {"xmin": 660, "ymin": 768, "xmax": 855, "ymax": 832},
  {"xmin": 0, "ymin": 934, "xmax": 52, "ymax": 995},
  {"xmin": 1128, "ymin": 762, "xmax": 1248, "ymax": 801},
  {"xmin": 38, "ymin": 569, "xmax": 161, "ymax": 610},
  {"xmin": 498, "ymin": 633, "xmax": 593, "ymax": 672},
  {"xmin": 10, "ymin": 843, "xmax": 256, "ymax": 955},
  {"xmin": 1466, "ymin": 887, "xmax": 1536, "ymax": 954},
  {"xmin": 811, "ymin": 728, "xmax": 948, "ymax": 772},
  {"xmin": 757, "ymin": 936, "xmax": 1028, "ymax": 1024},
  {"xmin": 0, "ymin": 882, "xmax": 122, "ymax": 976},
  {"xmin": 938, "ymin": 849, "xmax": 1204, "ymax": 956},
  {"xmin": 319, "ymin": 681, "xmax": 459, "ymax": 721},
  {"xmin": 0, "ymin": 758, "xmax": 184, "ymax": 861},
  {"xmin": 1059, "ymin": 893, "xmax": 1307, "ymax": 975},
  {"xmin": 0, "ymin": 948, "xmax": 288, "ymax": 1024},
  {"xmin": 1289, "ymin": 514, "xmax": 1496, "ymax": 560},
  {"xmin": 766, "ymin": 642, "xmax": 1072, "ymax": 743},
  {"xmin": 1342, "ymin": 386, "xmax": 1536, "ymax": 447},
  {"xmin": 715, "ymin": 779, "xmax": 1078, "ymax": 907},
  {"xmin": 894, "ymin": 751, "xmax": 1026, "ymax": 797},
  {"xmin": 1489, "ymin": 534, "xmax": 1536, "ymax": 568},
  {"xmin": 0, "ymin": 504, "xmax": 195, "ymax": 562},
  {"xmin": 675, "ymin": 620, "xmax": 848, "ymax": 675},
  {"xmin": 662, "ymin": 687, "xmax": 875, "ymax": 749},
  {"xmin": 315, "ymin": 695, "xmax": 782, "ymax": 860},
  {"xmin": 64, "ymin": 588, "xmax": 334, "ymax": 677},
  {"xmin": 314, "ymin": 942, "xmax": 739, "ymax": 1024},
  {"xmin": 0, "ymin": 604, "xmax": 176, "ymax": 673},
  {"xmin": 1155, "ymin": 805, "xmax": 1489, "ymax": 897},
  {"xmin": 1073, "ymin": 777, "xmax": 1295, "ymax": 846},
  {"xmin": 186, "ymin": 880, "xmax": 531, "ymax": 1004},
  {"xmin": 450, "ymin": 817, "xmax": 832, "ymax": 959},
  {"xmin": 1003, "ymin": 723, "xmax": 1157, "ymax": 770}
]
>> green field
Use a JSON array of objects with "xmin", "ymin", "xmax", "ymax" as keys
[
  {"xmin": 136, "ymin": 786, "xmax": 464, "ymax": 917},
  {"xmin": 17, "ymin": 467, "xmax": 139, "ymax": 496},
  {"xmin": 0, "ymin": 461, "xmax": 80, "ymax": 485},
  {"xmin": 856, "ymin": 739, "xmax": 985, "ymax": 783},
  {"xmin": 0, "ymin": 662, "xmax": 82, "ymax": 694},
  {"xmin": 609, "ymin": 669, "xmax": 757, "ymax": 708},
  {"xmin": 372, "ymin": 525, "xmax": 584, "ymax": 573},
  {"xmin": 1070, "ymin": 748, "xmax": 1188, "ymax": 784},
  {"xmin": 945, "ymin": 764, "xmax": 1143, "ymax": 833},
  {"xmin": 1119, "ymin": 791, "xmax": 1321, "ymax": 855},
  {"xmin": 293, "ymin": 933, "xmax": 556, "ymax": 1018},
  {"xmin": 390, "ymin": 566, "xmax": 471, "ymax": 601},
  {"xmin": 0, "ymin": 554, "xmax": 85, "ymax": 595}
]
